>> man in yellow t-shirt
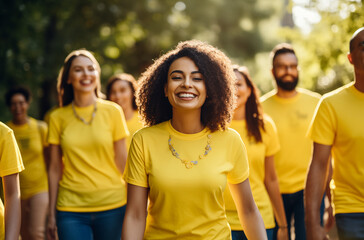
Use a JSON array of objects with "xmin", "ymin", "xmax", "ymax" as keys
[
  {"xmin": 0, "ymin": 122, "xmax": 24, "ymax": 240},
  {"xmin": 306, "ymin": 27, "xmax": 364, "ymax": 240},
  {"xmin": 261, "ymin": 43, "xmax": 321, "ymax": 239}
]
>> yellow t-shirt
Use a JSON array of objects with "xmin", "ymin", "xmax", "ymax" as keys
[
  {"xmin": 6, "ymin": 118, "xmax": 48, "ymax": 199},
  {"xmin": 124, "ymin": 121, "xmax": 249, "ymax": 240},
  {"xmin": 261, "ymin": 88, "xmax": 320, "ymax": 193},
  {"xmin": 126, "ymin": 111, "xmax": 143, "ymax": 150},
  {"xmin": 224, "ymin": 115, "xmax": 280, "ymax": 230},
  {"xmin": 48, "ymin": 99, "xmax": 129, "ymax": 212},
  {"xmin": 308, "ymin": 82, "xmax": 364, "ymax": 214},
  {"xmin": 0, "ymin": 122, "xmax": 24, "ymax": 239}
]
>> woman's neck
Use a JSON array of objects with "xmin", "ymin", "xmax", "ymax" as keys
[
  {"xmin": 233, "ymin": 105, "xmax": 245, "ymax": 121},
  {"xmin": 123, "ymin": 105, "xmax": 135, "ymax": 121},
  {"xmin": 73, "ymin": 92, "xmax": 97, "ymax": 107},
  {"xmin": 171, "ymin": 110, "xmax": 204, "ymax": 134}
]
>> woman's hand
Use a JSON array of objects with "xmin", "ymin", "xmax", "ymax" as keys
[
  {"xmin": 46, "ymin": 215, "xmax": 58, "ymax": 240},
  {"xmin": 277, "ymin": 227, "xmax": 289, "ymax": 240}
]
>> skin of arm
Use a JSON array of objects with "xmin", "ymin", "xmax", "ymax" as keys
[
  {"xmin": 264, "ymin": 155, "xmax": 288, "ymax": 240},
  {"xmin": 3, "ymin": 173, "xmax": 21, "ymax": 240},
  {"xmin": 121, "ymin": 184, "xmax": 148, "ymax": 240},
  {"xmin": 324, "ymin": 162, "xmax": 334, "ymax": 231},
  {"xmin": 305, "ymin": 142, "xmax": 331, "ymax": 240},
  {"xmin": 47, "ymin": 144, "xmax": 63, "ymax": 240},
  {"xmin": 113, "ymin": 138, "xmax": 128, "ymax": 175},
  {"xmin": 228, "ymin": 178, "xmax": 267, "ymax": 240}
]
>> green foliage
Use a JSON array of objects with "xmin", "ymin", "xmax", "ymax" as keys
[
  {"xmin": 279, "ymin": 0, "xmax": 363, "ymax": 95},
  {"xmin": 0, "ymin": 0, "xmax": 281, "ymax": 121}
]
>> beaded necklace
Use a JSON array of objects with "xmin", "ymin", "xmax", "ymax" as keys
[
  {"xmin": 72, "ymin": 101, "xmax": 97, "ymax": 125},
  {"xmin": 168, "ymin": 134, "xmax": 212, "ymax": 169}
]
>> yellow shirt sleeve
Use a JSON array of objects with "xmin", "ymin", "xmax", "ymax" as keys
[
  {"xmin": 124, "ymin": 131, "xmax": 148, "ymax": 188},
  {"xmin": 0, "ymin": 123, "xmax": 24, "ymax": 177},
  {"xmin": 226, "ymin": 130, "xmax": 249, "ymax": 184},
  {"xmin": 264, "ymin": 115, "xmax": 280, "ymax": 156}
]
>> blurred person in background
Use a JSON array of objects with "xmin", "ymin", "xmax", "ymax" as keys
[
  {"xmin": 47, "ymin": 49, "xmax": 129, "ymax": 240},
  {"xmin": 260, "ymin": 43, "xmax": 323, "ymax": 239},
  {"xmin": 224, "ymin": 65, "xmax": 288, "ymax": 240},
  {"xmin": 5, "ymin": 86, "xmax": 49, "ymax": 240},
  {"xmin": 106, "ymin": 73, "xmax": 143, "ymax": 149}
]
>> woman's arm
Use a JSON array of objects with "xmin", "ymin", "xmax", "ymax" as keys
[
  {"xmin": 264, "ymin": 155, "xmax": 288, "ymax": 240},
  {"xmin": 122, "ymin": 184, "xmax": 148, "ymax": 240},
  {"xmin": 3, "ymin": 173, "xmax": 21, "ymax": 240},
  {"xmin": 47, "ymin": 144, "xmax": 63, "ymax": 240},
  {"xmin": 114, "ymin": 138, "xmax": 128, "ymax": 175},
  {"xmin": 229, "ymin": 178, "xmax": 267, "ymax": 240}
]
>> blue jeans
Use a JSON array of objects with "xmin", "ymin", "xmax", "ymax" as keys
[
  {"xmin": 56, "ymin": 205, "xmax": 126, "ymax": 240},
  {"xmin": 273, "ymin": 190, "xmax": 325, "ymax": 240},
  {"xmin": 231, "ymin": 229, "xmax": 273, "ymax": 240},
  {"xmin": 335, "ymin": 213, "xmax": 364, "ymax": 240}
]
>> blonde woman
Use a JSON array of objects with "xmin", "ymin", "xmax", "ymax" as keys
[{"xmin": 47, "ymin": 49, "xmax": 129, "ymax": 240}]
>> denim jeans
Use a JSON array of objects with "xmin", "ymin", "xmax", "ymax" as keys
[
  {"xmin": 335, "ymin": 213, "xmax": 364, "ymax": 240},
  {"xmin": 272, "ymin": 190, "xmax": 325, "ymax": 240},
  {"xmin": 56, "ymin": 205, "xmax": 126, "ymax": 240},
  {"xmin": 231, "ymin": 229, "xmax": 273, "ymax": 240}
]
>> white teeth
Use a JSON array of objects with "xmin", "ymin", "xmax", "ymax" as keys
[
  {"xmin": 178, "ymin": 93, "xmax": 195, "ymax": 98},
  {"xmin": 81, "ymin": 80, "xmax": 91, "ymax": 84}
]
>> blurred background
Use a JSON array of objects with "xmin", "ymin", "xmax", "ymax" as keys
[{"xmin": 0, "ymin": 0, "xmax": 363, "ymax": 121}]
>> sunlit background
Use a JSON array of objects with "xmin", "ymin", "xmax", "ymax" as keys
[{"xmin": 0, "ymin": 0, "xmax": 363, "ymax": 121}]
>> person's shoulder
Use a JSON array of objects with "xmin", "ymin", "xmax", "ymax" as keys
[
  {"xmin": 134, "ymin": 121, "xmax": 167, "ymax": 138},
  {"xmin": 260, "ymin": 89, "xmax": 277, "ymax": 103},
  {"xmin": 221, "ymin": 127, "xmax": 242, "ymax": 141},
  {"xmin": 262, "ymin": 113, "xmax": 275, "ymax": 126},
  {"xmin": 297, "ymin": 88, "xmax": 321, "ymax": 99},
  {"xmin": 97, "ymin": 99, "xmax": 121, "ymax": 111},
  {"xmin": 0, "ymin": 121, "xmax": 12, "ymax": 135},
  {"xmin": 322, "ymin": 82, "xmax": 354, "ymax": 101}
]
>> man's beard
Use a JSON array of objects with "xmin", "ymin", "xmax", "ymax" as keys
[{"xmin": 275, "ymin": 75, "xmax": 299, "ymax": 91}]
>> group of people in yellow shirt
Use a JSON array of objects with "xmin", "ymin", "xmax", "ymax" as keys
[{"xmin": 0, "ymin": 27, "xmax": 363, "ymax": 240}]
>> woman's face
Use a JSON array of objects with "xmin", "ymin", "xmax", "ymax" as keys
[
  {"xmin": 165, "ymin": 57, "xmax": 207, "ymax": 113},
  {"xmin": 234, "ymin": 71, "xmax": 251, "ymax": 109},
  {"xmin": 67, "ymin": 56, "xmax": 98, "ymax": 94},
  {"xmin": 10, "ymin": 93, "xmax": 29, "ymax": 121},
  {"xmin": 109, "ymin": 80, "xmax": 133, "ymax": 111}
]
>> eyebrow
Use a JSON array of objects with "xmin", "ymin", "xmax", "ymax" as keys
[{"xmin": 169, "ymin": 70, "xmax": 201, "ymax": 76}]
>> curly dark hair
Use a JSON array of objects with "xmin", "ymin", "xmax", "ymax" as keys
[
  {"xmin": 137, "ymin": 40, "xmax": 235, "ymax": 132},
  {"xmin": 5, "ymin": 86, "xmax": 32, "ymax": 107},
  {"xmin": 233, "ymin": 65, "xmax": 265, "ymax": 142},
  {"xmin": 106, "ymin": 73, "xmax": 138, "ymax": 110},
  {"xmin": 57, "ymin": 49, "xmax": 102, "ymax": 107}
]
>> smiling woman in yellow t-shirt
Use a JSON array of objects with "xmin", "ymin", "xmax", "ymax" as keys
[
  {"xmin": 5, "ymin": 86, "xmax": 49, "ymax": 240},
  {"xmin": 106, "ymin": 73, "xmax": 143, "ymax": 149},
  {"xmin": 224, "ymin": 66, "xmax": 288, "ymax": 240},
  {"xmin": 122, "ymin": 40, "xmax": 267, "ymax": 240},
  {"xmin": 47, "ymin": 50, "xmax": 129, "ymax": 240}
]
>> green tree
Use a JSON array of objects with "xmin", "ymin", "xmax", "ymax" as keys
[{"xmin": 1, "ymin": 0, "xmax": 282, "ymax": 121}]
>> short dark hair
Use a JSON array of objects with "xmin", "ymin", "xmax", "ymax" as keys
[
  {"xmin": 232, "ymin": 65, "xmax": 265, "ymax": 142},
  {"xmin": 106, "ymin": 73, "xmax": 138, "ymax": 110},
  {"xmin": 57, "ymin": 49, "xmax": 102, "ymax": 107},
  {"xmin": 5, "ymin": 86, "xmax": 31, "ymax": 107},
  {"xmin": 137, "ymin": 40, "xmax": 235, "ymax": 132},
  {"xmin": 349, "ymin": 27, "xmax": 364, "ymax": 53},
  {"xmin": 271, "ymin": 43, "xmax": 296, "ymax": 66}
]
